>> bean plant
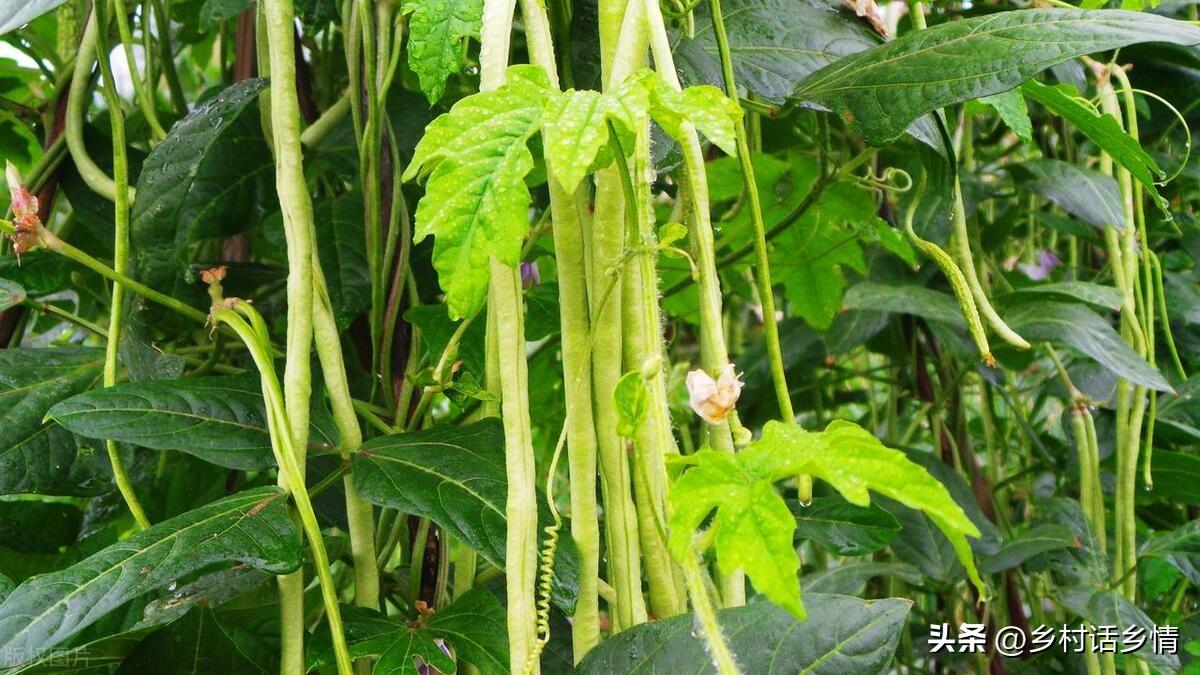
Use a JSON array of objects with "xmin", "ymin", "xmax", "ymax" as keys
[{"xmin": 0, "ymin": 0, "xmax": 1197, "ymax": 672}]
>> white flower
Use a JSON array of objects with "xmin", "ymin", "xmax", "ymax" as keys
[{"xmin": 686, "ymin": 364, "xmax": 743, "ymax": 425}]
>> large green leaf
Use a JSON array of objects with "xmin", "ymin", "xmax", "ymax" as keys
[
  {"xmin": 1001, "ymin": 281, "xmax": 1125, "ymax": 311},
  {"xmin": 351, "ymin": 419, "xmax": 580, "ymax": 612},
  {"xmin": 47, "ymin": 375, "xmax": 340, "ymax": 471},
  {"xmin": 0, "ymin": 0, "xmax": 67, "ymax": 35},
  {"xmin": 794, "ymin": 9, "xmax": 1200, "ymax": 144},
  {"xmin": 403, "ymin": 67, "xmax": 547, "ymax": 319},
  {"xmin": 0, "ymin": 348, "xmax": 112, "ymax": 496},
  {"xmin": 117, "ymin": 604, "xmax": 274, "ymax": 674},
  {"xmin": 314, "ymin": 192, "xmax": 371, "ymax": 328},
  {"xmin": 1009, "ymin": 158, "xmax": 1124, "ymax": 230},
  {"xmin": 1003, "ymin": 301, "xmax": 1171, "ymax": 392},
  {"xmin": 406, "ymin": 0, "xmax": 484, "ymax": 103},
  {"xmin": 673, "ymin": 0, "xmax": 877, "ymax": 104},
  {"xmin": 308, "ymin": 588, "xmax": 508, "ymax": 673},
  {"xmin": 669, "ymin": 420, "xmax": 982, "ymax": 619},
  {"xmin": 1058, "ymin": 586, "xmax": 1180, "ymax": 673},
  {"xmin": 1142, "ymin": 520, "xmax": 1200, "ymax": 559},
  {"xmin": 0, "ymin": 487, "xmax": 303, "ymax": 667},
  {"xmin": 130, "ymin": 78, "xmax": 273, "ymax": 325},
  {"xmin": 1021, "ymin": 79, "xmax": 1166, "ymax": 209},
  {"xmin": 842, "ymin": 282, "xmax": 965, "ymax": 328},
  {"xmin": 979, "ymin": 524, "xmax": 1075, "ymax": 574},
  {"xmin": 576, "ymin": 593, "xmax": 910, "ymax": 674}
]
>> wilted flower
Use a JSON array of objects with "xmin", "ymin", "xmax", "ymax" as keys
[
  {"xmin": 5, "ymin": 161, "xmax": 41, "ymax": 257},
  {"xmin": 686, "ymin": 364, "xmax": 743, "ymax": 425}
]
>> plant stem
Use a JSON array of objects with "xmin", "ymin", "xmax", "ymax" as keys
[
  {"xmin": 110, "ymin": 0, "xmax": 167, "ymax": 141},
  {"xmin": 212, "ymin": 306, "xmax": 354, "ymax": 675},
  {"xmin": 705, "ymin": 0, "xmax": 792, "ymax": 424},
  {"xmin": 642, "ymin": 0, "xmax": 744, "ymax": 605},
  {"xmin": 66, "ymin": 8, "xmax": 126, "ymax": 203},
  {"xmin": 680, "ymin": 551, "xmax": 740, "ymax": 675},
  {"xmin": 94, "ymin": 0, "xmax": 150, "ymax": 531}
]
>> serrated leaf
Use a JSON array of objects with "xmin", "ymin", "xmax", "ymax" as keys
[
  {"xmin": 48, "ymin": 375, "xmax": 340, "ymax": 471},
  {"xmin": 0, "ymin": 487, "xmax": 302, "ymax": 668},
  {"xmin": 673, "ymin": 0, "xmax": 879, "ymax": 104},
  {"xmin": 791, "ymin": 496, "xmax": 901, "ymax": 556},
  {"xmin": 637, "ymin": 71, "xmax": 741, "ymax": 155},
  {"xmin": 0, "ymin": 348, "xmax": 112, "ymax": 497},
  {"xmin": 540, "ymin": 89, "xmax": 613, "ymax": 192},
  {"xmin": 350, "ymin": 419, "xmax": 581, "ymax": 613},
  {"xmin": 403, "ymin": 66, "xmax": 549, "ymax": 319},
  {"xmin": 576, "ymin": 593, "xmax": 910, "ymax": 674},
  {"xmin": 1021, "ymin": 79, "xmax": 1167, "ymax": 210},
  {"xmin": 1010, "ymin": 158, "xmax": 1124, "ymax": 231},
  {"xmin": 794, "ymin": 9, "xmax": 1200, "ymax": 144},
  {"xmin": 130, "ymin": 79, "xmax": 274, "ymax": 326},
  {"xmin": 668, "ymin": 420, "xmax": 982, "ymax": 619},
  {"xmin": 1003, "ymin": 300, "xmax": 1171, "ymax": 392},
  {"xmin": 406, "ymin": 0, "xmax": 483, "ymax": 103}
]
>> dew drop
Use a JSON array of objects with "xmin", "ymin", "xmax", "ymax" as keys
[{"xmin": 167, "ymin": 580, "xmax": 178, "ymax": 592}]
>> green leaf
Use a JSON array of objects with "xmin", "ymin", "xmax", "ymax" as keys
[
  {"xmin": 540, "ymin": 89, "xmax": 615, "ymax": 192},
  {"xmin": 977, "ymin": 89, "xmax": 1033, "ymax": 144},
  {"xmin": 130, "ymin": 78, "xmax": 274, "ymax": 325},
  {"xmin": 308, "ymin": 589, "xmax": 508, "ymax": 673},
  {"xmin": 0, "ymin": 0, "xmax": 67, "ymax": 35},
  {"xmin": 802, "ymin": 561, "xmax": 923, "ymax": 595},
  {"xmin": 1142, "ymin": 521, "xmax": 1200, "ymax": 559},
  {"xmin": 403, "ymin": 66, "xmax": 549, "ymax": 319},
  {"xmin": 842, "ymin": 282, "xmax": 965, "ymax": 328},
  {"xmin": 314, "ymin": 192, "xmax": 371, "ymax": 328},
  {"xmin": 791, "ymin": 496, "xmax": 901, "ymax": 556},
  {"xmin": 0, "ymin": 348, "xmax": 112, "ymax": 496},
  {"xmin": 198, "ymin": 0, "xmax": 254, "ymax": 29},
  {"xmin": 351, "ymin": 419, "xmax": 581, "ymax": 612},
  {"xmin": 118, "ymin": 604, "xmax": 275, "ymax": 674},
  {"xmin": 405, "ymin": 0, "xmax": 484, "ymax": 103},
  {"xmin": 638, "ymin": 71, "xmax": 741, "ymax": 156},
  {"xmin": 794, "ymin": 9, "xmax": 1200, "ymax": 144},
  {"xmin": 979, "ymin": 524, "xmax": 1075, "ymax": 574},
  {"xmin": 0, "ymin": 278, "xmax": 24, "ymax": 311},
  {"xmin": 0, "ymin": 502, "xmax": 81, "ymax": 555},
  {"xmin": 1003, "ymin": 301, "xmax": 1172, "ymax": 392},
  {"xmin": 576, "ymin": 593, "xmax": 910, "ymax": 674},
  {"xmin": 1058, "ymin": 586, "xmax": 1180, "ymax": 673},
  {"xmin": 0, "ymin": 487, "xmax": 302, "ymax": 668},
  {"xmin": 668, "ymin": 420, "xmax": 982, "ymax": 619},
  {"xmin": 773, "ymin": 182, "xmax": 870, "ymax": 330},
  {"xmin": 673, "ymin": 0, "xmax": 879, "ymax": 104},
  {"xmin": 47, "ymin": 375, "xmax": 340, "ymax": 470},
  {"xmin": 614, "ymin": 371, "xmax": 649, "ymax": 438},
  {"xmin": 1001, "ymin": 281, "xmax": 1125, "ymax": 311},
  {"xmin": 1145, "ymin": 451, "xmax": 1200, "ymax": 508},
  {"xmin": 1021, "ymin": 79, "xmax": 1167, "ymax": 210},
  {"xmin": 1010, "ymin": 158, "xmax": 1124, "ymax": 231}
]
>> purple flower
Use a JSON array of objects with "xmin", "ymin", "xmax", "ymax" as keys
[
  {"xmin": 520, "ymin": 261, "xmax": 540, "ymax": 287},
  {"xmin": 1019, "ymin": 250, "xmax": 1060, "ymax": 281}
]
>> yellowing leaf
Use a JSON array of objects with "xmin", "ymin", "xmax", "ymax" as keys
[{"xmin": 668, "ymin": 419, "xmax": 984, "ymax": 620}]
